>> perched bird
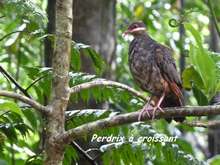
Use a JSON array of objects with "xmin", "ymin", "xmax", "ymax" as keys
[{"xmin": 124, "ymin": 21, "xmax": 185, "ymax": 122}]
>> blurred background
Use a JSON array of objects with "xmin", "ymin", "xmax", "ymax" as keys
[{"xmin": 0, "ymin": 0, "xmax": 220, "ymax": 164}]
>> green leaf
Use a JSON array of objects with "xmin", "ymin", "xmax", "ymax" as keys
[
  {"xmin": 217, "ymin": 82, "xmax": 220, "ymax": 91},
  {"xmin": 69, "ymin": 72, "xmax": 97, "ymax": 86},
  {"xmin": 192, "ymin": 84, "xmax": 209, "ymax": 106},
  {"xmin": 24, "ymin": 66, "xmax": 52, "ymax": 84},
  {"xmin": 0, "ymin": 123, "xmax": 18, "ymax": 142},
  {"xmin": 182, "ymin": 66, "xmax": 204, "ymax": 90},
  {"xmin": 71, "ymin": 42, "xmax": 106, "ymax": 74},
  {"xmin": 189, "ymin": 44, "xmax": 217, "ymax": 98},
  {"xmin": 14, "ymin": 123, "xmax": 32, "ymax": 136},
  {"xmin": 85, "ymin": 48, "xmax": 106, "ymax": 75},
  {"xmin": 0, "ymin": 101, "xmax": 23, "ymax": 116},
  {"xmin": 209, "ymin": 155, "xmax": 220, "ymax": 165},
  {"xmin": 120, "ymin": 3, "xmax": 132, "ymax": 18},
  {"xmin": 22, "ymin": 108, "xmax": 38, "ymax": 129},
  {"xmin": 71, "ymin": 47, "xmax": 81, "ymax": 71},
  {"xmin": 63, "ymin": 145, "xmax": 78, "ymax": 165},
  {"xmin": 175, "ymin": 139, "xmax": 194, "ymax": 155},
  {"xmin": 3, "ymin": 0, "xmax": 47, "ymax": 28},
  {"xmin": 185, "ymin": 24, "xmax": 219, "ymax": 98},
  {"xmin": 185, "ymin": 24, "xmax": 203, "ymax": 48}
]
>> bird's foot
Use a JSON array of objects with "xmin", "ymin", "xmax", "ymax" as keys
[
  {"xmin": 152, "ymin": 105, "xmax": 164, "ymax": 119},
  {"xmin": 138, "ymin": 103, "xmax": 153, "ymax": 121}
]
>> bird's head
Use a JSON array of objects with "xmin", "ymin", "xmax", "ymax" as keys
[{"xmin": 123, "ymin": 21, "xmax": 146, "ymax": 36}]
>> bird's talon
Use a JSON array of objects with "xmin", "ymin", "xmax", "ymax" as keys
[
  {"xmin": 138, "ymin": 103, "xmax": 153, "ymax": 121},
  {"xmin": 143, "ymin": 110, "xmax": 151, "ymax": 118},
  {"xmin": 158, "ymin": 107, "xmax": 164, "ymax": 113},
  {"xmin": 152, "ymin": 109, "xmax": 156, "ymax": 120}
]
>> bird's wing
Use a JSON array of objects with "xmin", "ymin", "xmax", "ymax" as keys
[
  {"xmin": 154, "ymin": 44, "xmax": 182, "ymax": 87},
  {"xmin": 154, "ymin": 44, "xmax": 184, "ymax": 105}
]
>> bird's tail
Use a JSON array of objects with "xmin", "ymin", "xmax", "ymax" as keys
[{"xmin": 161, "ymin": 83, "xmax": 185, "ymax": 122}]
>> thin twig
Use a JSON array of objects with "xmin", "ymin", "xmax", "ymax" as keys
[
  {"xmin": 0, "ymin": 90, "xmax": 49, "ymax": 114},
  {"xmin": 183, "ymin": 120, "xmax": 220, "ymax": 128},
  {"xmin": 70, "ymin": 79, "xmax": 147, "ymax": 102},
  {"xmin": 0, "ymin": 66, "xmax": 31, "ymax": 98},
  {"xmin": 0, "ymin": 30, "xmax": 24, "ymax": 42},
  {"xmin": 25, "ymin": 74, "xmax": 49, "ymax": 91}
]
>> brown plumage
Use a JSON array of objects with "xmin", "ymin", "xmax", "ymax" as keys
[{"xmin": 124, "ymin": 21, "xmax": 184, "ymax": 122}]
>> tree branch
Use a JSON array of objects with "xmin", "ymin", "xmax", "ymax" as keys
[
  {"xmin": 0, "ymin": 30, "xmax": 25, "ymax": 42},
  {"xmin": 0, "ymin": 66, "xmax": 31, "ymax": 98},
  {"xmin": 44, "ymin": 0, "xmax": 72, "ymax": 163},
  {"xmin": 0, "ymin": 90, "xmax": 49, "ymax": 114},
  {"xmin": 70, "ymin": 79, "xmax": 147, "ymax": 102},
  {"xmin": 183, "ymin": 120, "xmax": 220, "ymax": 128},
  {"xmin": 57, "ymin": 105, "xmax": 220, "ymax": 144},
  {"xmin": 25, "ymin": 74, "xmax": 48, "ymax": 91}
]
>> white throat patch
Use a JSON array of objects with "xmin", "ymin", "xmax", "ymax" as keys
[{"xmin": 130, "ymin": 27, "xmax": 146, "ymax": 33}]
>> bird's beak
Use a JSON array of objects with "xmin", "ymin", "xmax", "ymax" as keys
[
  {"xmin": 122, "ymin": 27, "xmax": 146, "ymax": 37},
  {"xmin": 122, "ymin": 30, "xmax": 130, "ymax": 37}
]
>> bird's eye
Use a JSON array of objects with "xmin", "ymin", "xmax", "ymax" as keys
[{"xmin": 133, "ymin": 24, "xmax": 138, "ymax": 28}]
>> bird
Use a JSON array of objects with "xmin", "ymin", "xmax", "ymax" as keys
[{"xmin": 124, "ymin": 21, "xmax": 185, "ymax": 122}]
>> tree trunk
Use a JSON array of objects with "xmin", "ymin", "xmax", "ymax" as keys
[
  {"xmin": 44, "ymin": 0, "xmax": 56, "ymax": 68},
  {"xmin": 71, "ymin": 0, "xmax": 116, "ymax": 164},
  {"xmin": 178, "ymin": 0, "xmax": 185, "ymax": 74},
  {"xmin": 44, "ymin": 0, "xmax": 72, "ymax": 164},
  {"xmin": 72, "ymin": 0, "xmax": 116, "ymax": 77},
  {"xmin": 208, "ymin": 20, "xmax": 220, "ymax": 158},
  {"xmin": 40, "ymin": 0, "xmax": 56, "ymax": 152}
]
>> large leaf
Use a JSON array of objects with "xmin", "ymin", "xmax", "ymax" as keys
[
  {"xmin": 23, "ymin": 66, "xmax": 52, "ymax": 80},
  {"xmin": 182, "ymin": 66, "xmax": 204, "ymax": 90},
  {"xmin": 84, "ymin": 48, "xmax": 106, "ymax": 75},
  {"xmin": 71, "ymin": 47, "xmax": 81, "ymax": 71},
  {"xmin": 209, "ymin": 155, "xmax": 220, "ymax": 165},
  {"xmin": 185, "ymin": 24, "xmax": 203, "ymax": 48},
  {"xmin": 0, "ymin": 123, "xmax": 18, "ymax": 142},
  {"xmin": 185, "ymin": 24, "xmax": 218, "ymax": 98},
  {"xmin": 22, "ymin": 108, "xmax": 39, "ymax": 129},
  {"xmin": 71, "ymin": 42, "xmax": 106, "ymax": 75},
  {"xmin": 192, "ymin": 84, "xmax": 209, "ymax": 106},
  {"xmin": 63, "ymin": 145, "xmax": 78, "ymax": 165},
  {"xmin": 0, "ymin": 101, "xmax": 23, "ymax": 116}
]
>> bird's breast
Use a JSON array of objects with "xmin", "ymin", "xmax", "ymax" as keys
[{"xmin": 128, "ymin": 39, "xmax": 164, "ymax": 95}]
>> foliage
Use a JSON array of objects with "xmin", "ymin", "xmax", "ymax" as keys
[
  {"xmin": 0, "ymin": 0, "xmax": 219, "ymax": 164},
  {"xmin": 101, "ymin": 123, "xmax": 204, "ymax": 165},
  {"xmin": 182, "ymin": 24, "xmax": 220, "ymax": 104},
  {"xmin": 72, "ymin": 42, "xmax": 106, "ymax": 75}
]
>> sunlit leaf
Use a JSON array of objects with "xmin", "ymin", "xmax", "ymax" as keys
[
  {"xmin": 0, "ymin": 101, "xmax": 23, "ymax": 116},
  {"xmin": 192, "ymin": 84, "xmax": 209, "ymax": 106},
  {"xmin": 63, "ymin": 145, "xmax": 78, "ymax": 165},
  {"xmin": 185, "ymin": 24, "xmax": 203, "ymax": 48},
  {"xmin": 182, "ymin": 66, "xmax": 204, "ymax": 90},
  {"xmin": 71, "ymin": 47, "xmax": 81, "ymax": 71},
  {"xmin": 209, "ymin": 155, "xmax": 220, "ymax": 165}
]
